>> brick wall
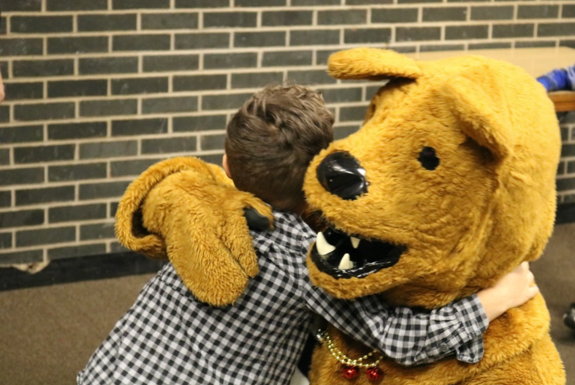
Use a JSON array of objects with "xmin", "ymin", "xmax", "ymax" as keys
[{"xmin": 1, "ymin": 0, "xmax": 574, "ymax": 266}]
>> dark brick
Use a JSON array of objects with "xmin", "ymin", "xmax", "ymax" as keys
[
  {"xmin": 420, "ymin": 43, "xmax": 466, "ymax": 52},
  {"xmin": 372, "ymin": 9, "xmax": 419, "ymax": 23},
  {"xmin": 0, "ymin": 192, "xmax": 11, "ymax": 208},
  {"xmin": 557, "ymin": 177, "xmax": 575, "ymax": 192},
  {"xmin": 515, "ymin": 41, "xmax": 556, "ymax": 48},
  {"xmin": 232, "ymin": 72, "xmax": 284, "ymax": 89},
  {"xmin": 48, "ymin": 122, "xmax": 107, "ymax": 140},
  {"xmin": 11, "ymin": 16, "xmax": 73, "ymax": 34},
  {"xmin": 286, "ymin": 69, "xmax": 336, "ymax": 85},
  {"xmin": 4, "ymin": 82, "xmax": 43, "ymax": 101},
  {"xmin": 47, "ymin": 0, "xmax": 107, "ymax": 10},
  {"xmin": 0, "ymin": 39, "xmax": 43, "ymax": 56},
  {"xmin": 14, "ymin": 103, "xmax": 75, "ymax": 122},
  {"xmin": 78, "ymin": 14, "xmax": 137, "ymax": 32},
  {"xmin": 469, "ymin": 42, "xmax": 512, "ymax": 50},
  {"xmin": 347, "ymin": 0, "xmax": 393, "ymax": 3},
  {"xmin": 48, "ymin": 79, "xmax": 108, "ymax": 98},
  {"xmin": 173, "ymin": 75, "xmax": 227, "ymax": 92},
  {"xmin": 80, "ymin": 99, "xmax": 138, "ymax": 117},
  {"xmin": 562, "ymin": 143, "xmax": 575, "ymax": 157},
  {"xmin": 560, "ymin": 40, "xmax": 575, "ymax": 49},
  {"xmin": 0, "ymin": 168, "xmax": 44, "ymax": 186},
  {"xmin": 493, "ymin": 24, "xmax": 534, "ymax": 38},
  {"xmin": 173, "ymin": 115, "xmax": 227, "ymax": 132},
  {"xmin": 113, "ymin": 0, "xmax": 170, "ymax": 9},
  {"xmin": 204, "ymin": 53, "xmax": 257, "ymax": 69},
  {"xmin": 202, "ymin": 92, "xmax": 253, "ymax": 110},
  {"xmin": 563, "ymin": 5, "xmax": 575, "ymax": 18},
  {"xmin": 112, "ymin": 77, "xmax": 169, "ymax": 95},
  {"xmin": 558, "ymin": 161, "xmax": 565, "ymax": 175},
  {"xmin": 197, "ymin": 154, "xmax": 224, "ymax": 165},
  {"xmin": 561, "ymin": 126, "xmax": 569, "ymax": 141},
  {"xmin": 80, "ymin": 141, "xmax": 138, "ymax": 159},
  {"xmin": 538, "ymin": 23, "xmax": 575, "ymax": 37},
  {"xmin": 49, "ymin": 244, "xmax": 107, "ymax": 260},
  {"xmin": 470, "ymin": 6, "xmax": 514, "ymax": 20},
  {"xmin": 113, "ymin": 35, "xmax": 171, "ymax": 52},
  {"xmin": 0, "ymin": 209, "xmax": 44, "ymax": 228},
  {"xmin": 111, "ymin": 159, "xmax": 162, "ymax": 177},
  {"xmin": 0, "ymin": 63, "xmax": 8, "ymax": 79},
  {"xmin": 397, "ymin": 27, "xmax": 442, "ymax": 42},
  {"xmin": 112, "ymin": 118, "xmax": 168, "ymax": 136},
  {"xmin": 318, "ymin": 10, "xmax": 367, "ymax": 25},
  {"xmin": 0, "ymin": 17, "xmax": 6, "ymax": 35},
  {"xmin": 80, "ymin": 57, "xmax": 139, "ymax": 75},
  {"xmin": 344, "ymin": 28, "xmax": 392, "ymax": 44},
  {"xmin": 0, "ymin": 150, "xmax": 9, "ymax": 166},
  {"xmin": 49, "ymin": 37, "xmax": 109, "ymax": 55},
  {"xmin": 204, "ymin": 12, "xmax": 257, "ymax": 28},
  {"xmin": 236, "ymin": 0, "xmax": 285, "ymax": 5},
  {"xmin": 0, "ymin": 107, "xmax": 8, "ymax": 123},
  {"xmin": 292, "ymin": 0, "xmax": 340, "ymax": 4},
  {"xmin": 16, "ymin": 226, "xmax": 75, "ymax": 247},
  {"xmin": 518, "ymin": 5, "xmax": 559, "ymax": 19},
  {"xmin": 13, "ymin": 59, "xmax": 74, "ymax": 77},
  {"xmin": 0, "ymin": 126, "xmax": 44, "ymax": 144},
  {"xmin": 399, "ymin": 0, "xmax": 441, "ymax": 4},
  {"xmin": 445, "ymin": 25, "xmax": 489, "ymax": 40},
  {"xmin": 0, "ymin": 233, "xmax": 12, "ymax": 249},
  {"xmin": 80, "ymin": 222, "xmax": 116, "ymax": 240},
  {"xmin": 234, "ymin": 32, "xmax": 286, "ymax": 48},
  {"xmin": 262, "ymin": 11, "xmax": 313, "ymax": 26},
  {"xmin": 290, "ymin": 30, "xmax": 340, "ymax": 46},
  {"xmin": 141, "ymin": 137, "xmax": 197, "ymax": 154},
  {"xmin": 16, "ymin": 186, "xmax": 75, "ymax": 206},
  {"xmin": 318, "ymin": 87, "xmax": 363, "ymax": 104},
  {"xmin": 142, "ymin": 96, "xmax": 198, "ymax": 114},
  {"xmin": 49, "ymin": 163, "xmax": 107, "ymax": 182},
  {"xmin": 175, "ymin": 33, "xmax": 230, "ymax": 50},
  {"xmin": 568, "ymin": 161, "xmax": 575, "ymax": 174},
  {"xmin": 3, "ymin": 0, "xmax": 42, "ymax": 11},
  {"xmin": 340, "ymin": 106, "xmax": 367, "ymax": 122},
  {"xmin": 200, "ymin": 134, "xmax": 225, "ymax": 151},
  {"xmin": 0, "ymin": 250, "xmax": 43, "ymax": 265},
  {"xmin": 334, "ymin": 125, "xmax": 360, "ymax": 140},
  {"xmin": 80, "ymin": 181, "xmax": 130, "ymax": 200},
  {"xmin": 423, "ymin": 7, "xmax": 467, "ymax": 21},
  {"xmin": 48, "ymin": 203, "xmax": 108, "ymax": 223},
  {"xmin": 14, "ymin": 144, "xmax": 75, "ymax": 164},
  {"xmin": 142, "ymin": 13, "xmax": 198, "ymax": 30},
  {"xmin": 176, "ymin": 0, "xmax": 229, "ymax": 7},
  {"xmin": 143, "ymin": 55, "xmax": 199, "ymax": 72},
  {"xmin": 262, "ymin": 50, "xmax": 313, "ymax": 67}
]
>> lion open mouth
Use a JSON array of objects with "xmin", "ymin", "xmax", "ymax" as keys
[{"xmin": 311, "ymin": 227, "xmax": 406, "ymax": 279}]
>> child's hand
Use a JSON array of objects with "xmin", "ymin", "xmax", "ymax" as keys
[{"xmin": 477, "ymin": 262, "xmax": 539, "ymax": 322}]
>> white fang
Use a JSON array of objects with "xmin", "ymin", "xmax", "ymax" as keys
[
  {"xmin": 351, "ymin": 237, "xmax": 360, "ymax": 249},
  {"xmin": 316, "ymin": 232, "xmax": 336, "ymax": 256},
  {"xmin": 338, "ymin": 253, "xmax": 354, "ymax": 270}
]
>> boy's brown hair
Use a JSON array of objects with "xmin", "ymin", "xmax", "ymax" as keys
[{"xmin": 225, "ymin": 84, "xmax": 334, "ymax": 212}]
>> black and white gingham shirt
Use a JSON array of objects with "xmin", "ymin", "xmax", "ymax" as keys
[{"xmin": 78, "ymin": 211, "xmax": 488, "ymax": 385}]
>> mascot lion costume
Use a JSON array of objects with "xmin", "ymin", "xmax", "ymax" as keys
[{"xmin": 115, "ymin": 48, "xmax": 565, "ymax": 384}]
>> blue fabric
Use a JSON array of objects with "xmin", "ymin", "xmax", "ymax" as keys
[{"xmin": 537, "ymin": 64, "xmax": 575, "ymax": 92}]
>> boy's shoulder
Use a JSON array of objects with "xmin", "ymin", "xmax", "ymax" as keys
[{"xmin": 250, "ymin": 210, "xmax": 315, "ymax": 254}]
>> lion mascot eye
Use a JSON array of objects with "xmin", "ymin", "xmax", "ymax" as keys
[{"xmin": 418, "ymin": 146, "xmax": 440, "ymax": 170}]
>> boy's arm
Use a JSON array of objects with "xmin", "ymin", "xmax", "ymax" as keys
[{"xmin": 304, "ymin": 262, "xmax": 538, "ymax": 366}]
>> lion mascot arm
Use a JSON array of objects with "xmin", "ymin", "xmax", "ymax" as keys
[{"xmin": 115, "ymin": 156, "xmax": 273, "ymax": 306}]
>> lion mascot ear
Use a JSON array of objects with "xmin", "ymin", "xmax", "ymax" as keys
[{"xmin": 328, "ymin": 47, "xmax": 422, "ymax": 81}]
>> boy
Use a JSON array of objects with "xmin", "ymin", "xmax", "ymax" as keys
[{"xmin": 78, "ymin": 84, "xmax": 537, "ymax": 384}]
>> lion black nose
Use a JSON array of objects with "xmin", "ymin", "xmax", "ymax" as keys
[{"xmin": 316, "ymin": 152, "xmax": 368, "ymax": 200}]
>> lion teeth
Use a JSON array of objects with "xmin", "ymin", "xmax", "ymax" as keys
[
  {"xmin": 338, "ymin": 253, "xmax": 354, "ymax": 270},
  {"xmin": 351, "ymin": 237, "xmax": 360, "ymax": 249},
  {"xmin": 316, "ymin": 232, "xmax": 336, "ymax": 256}
]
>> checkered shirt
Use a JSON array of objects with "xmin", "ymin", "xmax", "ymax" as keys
[{"xmin": 77, "ymin": 211, "xmax": 488, "ymax": 385}]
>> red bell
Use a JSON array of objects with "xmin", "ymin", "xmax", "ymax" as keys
[
  {"xmin": 366, "ymin": 367, "xmax": 383, "ymax": 381},
  {"xmin": 342, "ymin": 365, "xmax": 359, "ymax": 379}
]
